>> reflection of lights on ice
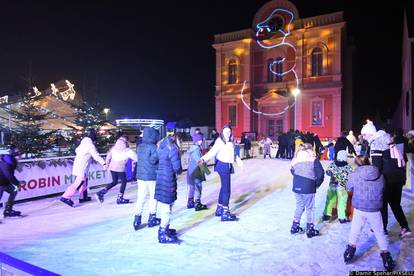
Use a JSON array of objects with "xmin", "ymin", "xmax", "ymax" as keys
[{"xmin": 240, "ymin": 8, "xmax": 300, "ymax": 117}]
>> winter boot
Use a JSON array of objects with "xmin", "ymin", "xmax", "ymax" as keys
[
  {"xmin": 339, "ymin": 218, "xmax": 350, "ymax": 224},
  {"xmin": 380, "ymin": 252, "xmax": 396, "ymax": 272},
  {"xmin": 195, "ymin": 200, "xmax": 208, "ymax": 211},
  {"xmin": 148, "ymin": 213, "xmax": 161, "ymax": 227},
  {"xmin": 158, "ymin": 227, "xmax": 179, "ymax": 244},
  {"xmin": 95, "ymin": 189, "xmax": 107, "ymax": 204},
  {"xmin": 79, "ymin": 196, "xmax": 92, "ymax": 203},
  {"xmin": 322, "ymin": 215, "xmax": 331, "ymax": 221},
  {"xmin": 133, "ymin": 215, "xmax": 141, "ymax": 231},
  {"xmin": 306, "ymin": 223, "xmax": 320, "ymax": 238},
  {"xmin": 215, "ymin": 205, "xmax": 223, "ymax": 217},
  {"xmin": 166, "ymin": 224, "xmax": 177, "ymax": 236},
  {"xmin": 221, "ymin": 208, "xmax": 238, "ymax": 221},
  {"xmin": 187, "ymin": 198, "xmax": 195, "ymax": 209},
  {"xmin": 343, "ymin": 245, "xmax": 356, "ymax": 264},
  {"xmin": 60, "ymin": 197, "xmax": 74, "ymax": 208},
  {"xmin": 3, "ymin": 205, "xmax": 21, "ymax": 217},
  {"xmin": 116, "ymin": 193, "xmax": 130, "ymax": 204},
  {"xmin": 290, "ymin": 221, "xmax": 304, "ymax": 234}
]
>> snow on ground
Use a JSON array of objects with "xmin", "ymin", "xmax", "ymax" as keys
[{"xmin": 0, "ymin": 158, "xmax": 413, "ymax": 276}]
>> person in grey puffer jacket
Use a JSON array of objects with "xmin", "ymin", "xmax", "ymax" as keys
[
  {"xmin": 343, "ymin": 156, "xmax": 395, "ymax": 271},
  {"xmin": 133, "ymin": 127, "xmax": 161, "ymax": 231},
  {"xmin": 290, "ymin": 143, "xmax": 324, "ymax": 238}
]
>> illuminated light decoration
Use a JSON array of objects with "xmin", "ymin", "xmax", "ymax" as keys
[
  {"xmin": 0, "ymin": 95, "xmax": 8, "ymax": 105},
  {"xmin": 51, "ymin": 83, "xmax": 59, "ymax": 96},
  {"xmin": 240, "ymin": 8, "xmax": 300, "ymax": 117},
  {"xmin": 33, "ymin": 87, "xmax": 42, "ymax": 97},
  {"xmin": 60, "ymin": 80, "xmax": 76, "ymax": 101}
]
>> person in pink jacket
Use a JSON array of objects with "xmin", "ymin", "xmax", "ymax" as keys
[
  {"xmin": 96, "ymin": 136, "xmax": 137, "ymax": 204},
  {"xmin": 60, "ymin": 129, "xmax": 106, "ymax": 207}
]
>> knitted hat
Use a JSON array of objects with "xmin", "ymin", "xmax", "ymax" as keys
[
  {"xmin": 337, "ymin": 150, "xmax": 348, "ymax": 162},
  {"xmin": 193, "ymin": 133, "xmax": 203, "ymax": 143},
  {"xmin": 361, "ymin": 120, "xmax": 377, "ymax": 136}
]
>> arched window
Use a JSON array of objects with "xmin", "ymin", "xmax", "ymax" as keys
[
  {"xmin": 311, "ymin": 47, "xmax": 323, "ymax": 76},
  {"xmin": 275, "ymin": 57, "xmax": 283, "ymax": 82},
  {"xmin": 267, "ymin": 58, "xmax": 274, "ymax": 83},
  {"xmin": 228, "ymin": 59, "xmax": 238, "ymax": 84}
]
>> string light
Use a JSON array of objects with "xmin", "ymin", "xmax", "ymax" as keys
[{"xmin": 240, "ymin": 8, "xmax": 300, "ymax": 117}]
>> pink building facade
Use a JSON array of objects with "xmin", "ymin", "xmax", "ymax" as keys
[{"xmin": 213, "ymin": 0, "xmax": 352, "ymax": 139}]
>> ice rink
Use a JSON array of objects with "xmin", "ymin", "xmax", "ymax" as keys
[{"xmin": 1, "ymin": 158, "xmax": 413, "ymax": 275}]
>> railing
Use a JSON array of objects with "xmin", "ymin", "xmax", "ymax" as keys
[{"xmin": 0, "ymin": 252, "xmax": 60, "ymax": 276}]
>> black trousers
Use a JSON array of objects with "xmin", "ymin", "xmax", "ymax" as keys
[
  {"xmin": 105, "ymin": 171, "xmax": 127, "ymax": 194},
  {"xmin": 0, "ymin": 184, "xmax": 17, "ymax": 209},
  {"xmin": 218, "ymin": 171, "xmax": 231, "ymax": 206},
  {"xmin": 381, "ymin": 182, "xmax": 409, "ymax": 230}
]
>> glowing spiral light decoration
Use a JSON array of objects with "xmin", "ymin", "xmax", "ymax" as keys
[{"xmin": 240, "ymin": 8, "xmax": 300, "ymax": 116}]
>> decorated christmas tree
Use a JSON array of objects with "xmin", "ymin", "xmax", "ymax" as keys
[{"xmin": 9, "ymin": 96, "xmax": 57, "ymax": 158}]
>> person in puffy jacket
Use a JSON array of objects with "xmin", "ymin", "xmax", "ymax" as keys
[
  {"xmin": 133, "ymin": 127, "xmax": 161, "ymax": 230},
  {"xmin": 0, "ymin": 146, "xmax": 22, "ymax": 217},
  {"xmin": 290, "ymin": 143, "xmax": 324, "ymax": 238},
  {"xmin": 322, "ymin": 150, "xmax": 353, "ymax": 223},
  {"xmin": 186, "ymin": 133, "xmax": 208, "ymax": 211},
  {"xmin": 96, "ymin": 136, "xmax": 137, "ymax": 204},
  {"xmin": 60, "ymin": 129, "xmax": 106, "ymax": 207},
  {"xmin": 154, "ymin": 134, "xmax": 182, "ymax": 243},
  {"xmin": 343, "ymin": 156, "xmax": 395, "ymax": 271}
]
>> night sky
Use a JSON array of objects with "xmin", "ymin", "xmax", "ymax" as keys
[{"xmin": 1, "ymin": 0, "xmax": 413, "ymax": 129}]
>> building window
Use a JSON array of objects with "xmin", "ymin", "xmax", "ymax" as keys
[
  {"xmin": 267, "ymin": 119, "xmax": 275, "ymax": 137},
  {"xmin": 275, "ymin": 57, "xmax": 283, "ymax": 82},
  {"xmin": 311, "ymin": 100, "xmax": 323, "ymax": 126},
  {"xmin": 229, "ymin": 105, "xmax": 237, "ymax": 127},
  {"xmin": 267, "ymin": 59, "xmax": 274, "ymax": 83},
  {"xmin": 228, "ymin": 59, "xmax": 238, "ymax": 84},
  {"xmin": 311, "ymin": 47, "xmax": 323, "ymax": 76},
  {"xmin": 276, "ymin": 119, "xmax": 283, "ymax": 133}
]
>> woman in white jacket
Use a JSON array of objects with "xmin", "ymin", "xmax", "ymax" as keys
[
  {"xmin": 60, "ymin": 130, "xmax": 106, "ymax": 207},
  {"xmin": 96, "ymin": 136, "xmax": 137, "ymax": 204},
  {"xmin": 200, "ymin": 125, "xmax": 243, "ymax": 221}
]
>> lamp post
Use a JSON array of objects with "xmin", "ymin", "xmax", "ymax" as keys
[
  {"xmin": 292, "ymin": 88, "xmax": 300, "ymax": 130},
  {"xmin": 103, "ymin": 108, "xmax": 110, "ymax": 121}
]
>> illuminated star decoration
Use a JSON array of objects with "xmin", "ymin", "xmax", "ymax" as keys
[{"xmin": 240, "ymin": 8, "xmax": 299, "ymax": 116}]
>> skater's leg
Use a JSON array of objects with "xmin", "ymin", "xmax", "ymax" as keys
[
  {"xmin": 293, "ymin": 193, "xmax": 306, "ymax": 222},
  {"xmin": 348, "ymin": 209, "xmax": 366, "ymax": 246},
  {"xmin": 194, "ymin": 179, "xmax": 202, "ymax": 203},
  {"xmin": 148, "ymin": 180, "xmax": 158, "ymax": 215},
  {"xmin": 304, "ymin": 194, "xmax": 315, "ymax": 224},
  {"xmin": 158, "ymin": 202, "xmax": 172, "ymax": 228},
  {"xmin": 62, "ymin": 175, "xmax": 85, "ymax": 199},
  {"xmin": 119, "ymin": 172, "xmax": 127, "ymax": 194},
  {"xmin": 105, "ymin": 171, "xmax": 119, "ymax": 192},
  {"xmin": 218, "ymin": 172, "xmax": 231, "ymax": 207},
  {"xmin": 135, "ymin": 180, "xmax": 148, "ymax": 215},
  {"xmin": 388, "ymin": 183, "xmax": 409, "ymax": 229},
  {"xmin": 323, "ymin": 186, "xmax": 337, "ymax": 217},
  {"xmin": 366, "ymin": 211, "xmax": 389, "ymax": 251},
  {"xmin": 337, "ymin": 187, "xmax": 349, "ymax": 220}
]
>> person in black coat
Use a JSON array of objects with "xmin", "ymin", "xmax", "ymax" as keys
[
  {"xmin": 241, "ymin": 134, "xmax": 251, "ymax": 159},
  {"xmin": 0, "ymin": 146, "xmax": 22, "ymax": 217},
  {"xmin": 154, "ymin": 134, "xmax": 182, "ymax": 243}
]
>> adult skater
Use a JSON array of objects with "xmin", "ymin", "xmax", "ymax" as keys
[
  {"xmin": 60, "ymin": 129, "xmax": 106, "ymax": 207},
  {"xmin": 344, "ymin": 156, "xmax": 395, "ymax": 271},
  {"xmin": 186, "ymin": 133, "xmax": 208, "ymax": 211},
  {"xmin": 0, "ymin": 146, "xmax": 22, "ymax": 217},
  {"xmin": 290, "ymin": 143, "xmax": 324, "ymax": 238},
  {"xmin": 260, "ymin": 135, "xmax": 273, "ymax": 159},
  {"xmin": 155, "ymin": 134, "xmax": 182, "ymax": 243},
  {"xmin": 133, "ymin": 127, "xmax": 161, "ymax": 230},
  {"xmin": 200, "ymin": 125, "xmax": 243, "ymax": 221},
  {"xmin": 361, "ymin": 120, "xmax": 411, "ymax": 237},
  {"xmin": 96, "ymin": 136, "xmax": 137, "ymax": 204}
]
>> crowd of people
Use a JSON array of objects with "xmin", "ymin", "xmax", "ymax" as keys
[{"xmin": 0, "ymin": 121, "xmax": 412, "ymax": 271}]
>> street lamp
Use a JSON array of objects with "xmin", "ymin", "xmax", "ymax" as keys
[
  {"xmin": 292, "ymin": 88, "xmax": 301, "ymax": 130},
  {"xmin": 103, "ymin": 108, "xmax": 110, "ymax": 120}
]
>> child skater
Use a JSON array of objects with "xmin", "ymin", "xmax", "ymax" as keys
[
  {"xmin": 186, "ymin": 133, "xmax": 208, "ymax": 211},
  {"xmin": 290, "ymin": 143, "xmax": 325, "ymax": 238},
  {"xmin": 343, "ymin": 156, "xmax": 395, "ymax": 271},
  {"xmin": 322, "ymin": 150, "xmax": 353, "ymax": 223}
]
